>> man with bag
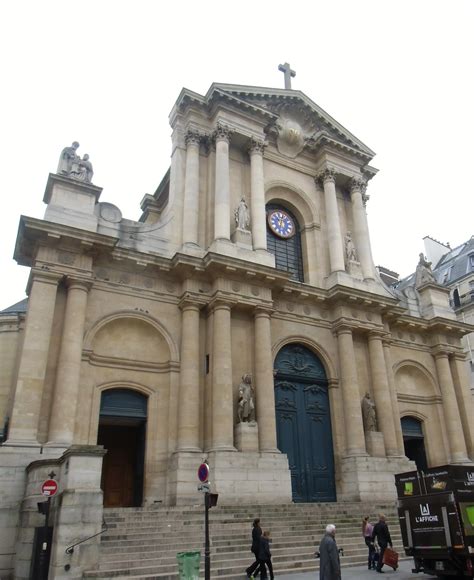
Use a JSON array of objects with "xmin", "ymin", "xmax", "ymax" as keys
[{"xmin": 371, "ymin": 514, "xmax": 394, "ymax": 573}]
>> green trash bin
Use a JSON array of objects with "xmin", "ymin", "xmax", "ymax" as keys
[{"xmin": 176, "ymin": 550, "xmax": 201, "ymax": 580}]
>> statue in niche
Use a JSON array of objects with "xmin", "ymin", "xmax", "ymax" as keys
[
  {"xmin": 415, "ymin": 253, "xmax": 437, "ymax": 287},
  {"xmin": 57, "ymin": 141, "xmax": 80, "ymax": 175},
  {"xmin": 237, "ymin": 374, "xmax": 255, "ymax": 423},
  {"xmin": 57, "ymin": 142, "xmax": 94, "ymax": 184},
  {"xmin": 361, "ymin": 392, "xmax": 377, "ymax": 432},
  {"xmin": 345, "ymin": 231, "xmax": 358, "ymax": 262},
  {"xmin": 234, "ymin": 197, "xmax": 250, "ymax": 231}
]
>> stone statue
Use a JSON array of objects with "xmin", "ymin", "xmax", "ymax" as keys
[
  {"xmin": 345, "ymin": 232, "xmax": 358, "ymax": 262},
  {"xmin": 234, "ymin": 198, "xmax": 250, "ymax": 231},
  {"xmin": 415, "ymin": 253, "xmax": 436, "ymax": 287},
  {"xmin": 69, "ymin": 153, "xmax": 94, "ymax": 183},
  {"xmin": 237, "ymin": 374, "xmax": 255, "ymax": 423},
  {"xmin": 361, "ymin": 392, "xmax": 377, "ymax": 432},
  {"xmin": 57, "ymin": 142, "xmax": 94, "ymax": 184},
  {"xmin": 57, "ymin": 141, "xmax": 80, "ymax": 175}
]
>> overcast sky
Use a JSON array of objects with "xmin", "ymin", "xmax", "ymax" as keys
[{"xmin": 1, "ymin": 0, "xmax": 472, "ymax": 310}]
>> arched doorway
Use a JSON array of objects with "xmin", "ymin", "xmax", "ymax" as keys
[
  {"xmin": 274, "ymin": 344, "xmax": 336, "ymax": 502},
  {"xmin": 401, "ymin": 416, "xmax": 428, "ymax": 471},
  {"xmin": 98, "ymin": 389, "xmax": 147, "ymax": 507}
]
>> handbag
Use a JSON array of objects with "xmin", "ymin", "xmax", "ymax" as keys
[{"xmin": 382, "ymin": 546, "xmax": 399, "ymax": 570}]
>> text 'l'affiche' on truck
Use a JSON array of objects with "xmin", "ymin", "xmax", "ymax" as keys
[{"xmin": 396, "ymin": 465, "xmax": 474, "ymax": 578}]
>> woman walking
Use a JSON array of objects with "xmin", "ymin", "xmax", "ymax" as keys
[
  {"xmin": 362, "ymin": 516, "xmax": 376, "ymax": 570},
  {"xmin": 246, "ymin": 518, "xmax": 262, "ymax": 579}
]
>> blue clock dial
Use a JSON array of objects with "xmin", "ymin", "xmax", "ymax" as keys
[{"xmin": 268, "ymin": 210, "xmax": 295, "ymax": 239}]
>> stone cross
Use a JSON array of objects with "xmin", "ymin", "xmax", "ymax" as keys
[{"xmin": 278, "ymin": 62, "xmax": 296, "ymax": 89}]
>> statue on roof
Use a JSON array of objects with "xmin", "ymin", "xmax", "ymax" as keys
[
  {"xmin": 415, "ymin": 253, "xmax": 437, "ymax": 287},
  {"xmin": 57, "ymin": 142, "xmax": 94, "ymax": 184}
]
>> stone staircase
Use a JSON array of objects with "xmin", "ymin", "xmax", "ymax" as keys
[{"xmin": 83, "ymin": 502, "xmax": 404, "ymax": 579}]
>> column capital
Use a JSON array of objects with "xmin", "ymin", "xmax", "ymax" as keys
[
  {"xmin": 254, "ymin": 305, "xmax": 274, "ymax": 318},
  {"xmin": 29, "ymin": 268, "xmax": 63, "ymax": 286},
  {"xmin": 333, "ymin": 322, "xmax": 354, "ymax": 337},
  {"xmin": 185, "ymin": 129, "xmax": 202, "ymax": 147},
  {"xmin": 178, "ymin": 297, "xmax": 203, "ymax": 312},
  {"xmin": 367, "ymin": 329, "xmax": 385, "ymax": 342},
  {"xmin": 316, "ymin": 167, "xmax": 337, "ymax": 186},
  {"xmin": 213, "ymin": 122, "xmax": 234, "ymax": 143},
  {"xmin": 207, "ymin": 295, "xmax": 236, "ymax": 313},
  {"xmin": 64, "ymin": 277, "xmax": 92, "ymax": 292},
  {"xmin": 248, "ymin": 137, "xmax": 266, "ymax": 155},
  {"xmin": 433, "ymin": 347, "xmax": 450, "ymax": 360},
  {"xmin": 349, "ymin": 176, "xmax": 367, "ymax": 195}
]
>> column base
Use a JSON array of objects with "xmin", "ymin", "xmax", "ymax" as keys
[{"xmin": 365, "ymin": 431, "xmax": 386, "ymax": 457}]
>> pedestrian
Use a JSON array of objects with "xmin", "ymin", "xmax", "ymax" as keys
[
  {"xmin": 246, "ymin": 517, "xmax": 262, "ymax": 579},
  {"xmin": 371, "ymin": 513, "xmax": 393, "ymax": 573},
  {"xmin": 318, "ymin": 524, "xmax": 341, "ymax": 580},
  {"xmin": 362, "ymin": 515, "xmax": 376, "ymax": 570},
  {"xmin": 258, "ymin": 530, "xmax": 274, "ymax": 580}
]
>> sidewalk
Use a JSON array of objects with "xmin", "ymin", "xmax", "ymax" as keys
[{"xmin": 276, "ymin": 558, "xmax": 435, "ymax": 579}]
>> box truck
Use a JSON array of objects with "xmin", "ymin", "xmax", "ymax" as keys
[{"xmin": 396, "ymin": 465, "xmax": 474, "ymax": 578}]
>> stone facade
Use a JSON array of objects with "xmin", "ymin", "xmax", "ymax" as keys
[{"xmin": 0, "ymin": 82, "xmax": 473, "ymax": 578}]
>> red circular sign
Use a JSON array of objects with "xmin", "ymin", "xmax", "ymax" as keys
[
  {"xmin": 41, "ymin": 479, "xmax": 58, "ymax": 497},
  {"xmin": 198, "ymin": 463, "xmax": 209, "ymax": 483}
]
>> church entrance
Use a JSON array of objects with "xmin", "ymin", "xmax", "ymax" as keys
[
  {"xmin": 274, "ymin": 344, "xmax": 336, "ymax": 502},
  {"xmin": 98, "ymin": 389, "xmax": 147, "ymax": 507},
  {"xmin": 401, "ymin": 416, "xmax": 428, "ymax": 471}
]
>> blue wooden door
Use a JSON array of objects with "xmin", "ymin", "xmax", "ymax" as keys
[{"xmin": 274, "ymin": 344, "xmax": 336, "ymax": 502}]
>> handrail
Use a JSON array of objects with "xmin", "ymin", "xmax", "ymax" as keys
[{"xmin": 65, "ymin": 517, "xmax": 108, "ymax": 555}]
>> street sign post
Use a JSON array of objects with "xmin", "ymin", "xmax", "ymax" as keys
[
  {"xmin": 198, "ymin": 462, "xmax": 209, "ymax": 483},
  {"xmin": 41, "ymin": 479, "xmax": 58, "ymax": 497}
]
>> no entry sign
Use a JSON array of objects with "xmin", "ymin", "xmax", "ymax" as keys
[
  {"xmin": 41, "ymin": 479, "xmax": 58, "ymax": 497},
  {"xmin": 197, "ymin": 462, "xmax": 209, "ymax": 483}
]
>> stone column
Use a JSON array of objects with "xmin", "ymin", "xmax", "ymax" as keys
[
  {"xmin": 214, "ymin": 124, "xmax": 233, "ymax": 241},
  {"xmin": 367, "ymin": 331, "xmax": 398, "ymax": 456},
  {"xmin": 254, "ymin": 307, "xmax": 278, "ymax": 452},
  {"xmin": 434, "ymin": 350, "xmax": 469, "ymax": 463},
  {"xmin": 182, "ymin": 130, "xmax": 201, "ymax": 246},
  {"xmin": 47, "ymin": 279, "xmax": 91, "ymax": 446},
  {"xmin": 450, "ymin": 353, "xmax": 474, "ymax": 459},
  {"xmin": 177, "ymin": 301, "xmax": 201, "ymax": 451},
  {"xmin": 382, "ymin": 336, "xmax": 405, "ymax": 455},
  {"xmin": 335, "ymin": 325, "xmax": 367, "ymax": 456},
  {"xmin": 7, "ymin": 271, "xmax": 61, "ymax": 444},
  {"xmin": 317, "ymin": 168, "xmax": 345, "ymax": 272},
  {"xmin": 249, "ymin": 138, "xmax": 267, "ymax": 251},
  {"xmin": 211, "ymin": 300, "xmax": 235, "ymax": 451},
  {"xmin": 350, "ymin": 177, "xmax": 375, "ymax": 279}
]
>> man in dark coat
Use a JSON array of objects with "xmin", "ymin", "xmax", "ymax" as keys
[
  {"xmin": 318, "ymin": 524, "xmax": 341, "ymax": 580},
  {"xmin": 371, "ymin": 513, "xmax": 393, "ymax": 573},
  {"xmin": 246, "ymin": 518, "xmax": 262, "ymax": 578}
]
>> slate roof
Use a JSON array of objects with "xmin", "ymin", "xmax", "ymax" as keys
[
  {"xmin": 433, "ymin": 236, "xmax": 474, "ymax": 285},
  {"xmin": 1, "ymin": 298, "xmax": 28, "ymax": 314}
]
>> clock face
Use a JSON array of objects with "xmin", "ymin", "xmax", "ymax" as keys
[{"xmin": 267, "ymin": 210, "xmax": 295, "ymax": 239}]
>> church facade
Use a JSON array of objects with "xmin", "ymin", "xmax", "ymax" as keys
[{"xmin": 1, "ymin": 76, "xmax": 473, "ymax": 578}]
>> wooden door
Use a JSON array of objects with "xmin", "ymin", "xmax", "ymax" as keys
[{"xmin": 99, "ymin": 424, "xmax": 138, "ymax": 507}]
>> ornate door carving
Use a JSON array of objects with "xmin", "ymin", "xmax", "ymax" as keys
[{"xmin": 274, "ymin": 344, "xmax": 336, "ymax": 502}]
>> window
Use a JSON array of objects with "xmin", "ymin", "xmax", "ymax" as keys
[{"xmin": 266, "ymin": 204, "xmax": 304, "ymax": 282}]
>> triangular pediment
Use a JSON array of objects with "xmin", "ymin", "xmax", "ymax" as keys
[{"xmin": 206, "ymin": 83, "xmax": 375, "ymax": 161}]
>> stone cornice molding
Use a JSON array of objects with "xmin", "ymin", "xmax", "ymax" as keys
[
  {"xmin": 248, "ymin": 137, "xmax": 266, "ymax": 155},
  {"xmin": 397, "ymin": 392, "xmax": 443, "ymax": 405},
  {"xmin": 327, "ymin": 378, "xmax": 339, "ymax": 389},
  {"xmin": 316, "ymin": 167, "xmax": 337, "ymax": 186},
  {"xmin": 213, "ymin": 122, "xmax": 234, "ymax": 143}
]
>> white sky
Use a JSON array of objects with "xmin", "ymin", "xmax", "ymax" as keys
[{"xmin": 1, "ymin": 0, "xmax": 473, "ymax": 310}]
